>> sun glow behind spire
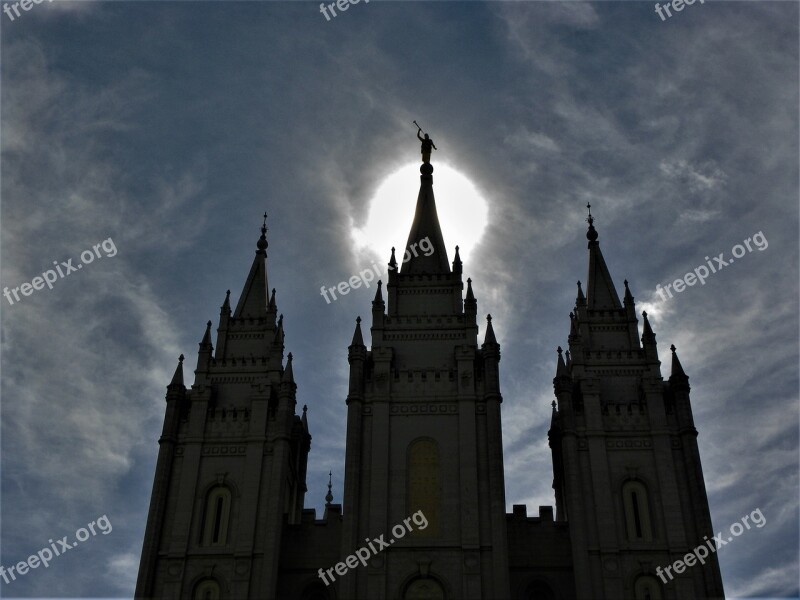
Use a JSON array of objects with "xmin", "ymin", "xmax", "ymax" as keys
[{"xmin": 352, "ymin": 162, "xmax": 488, "ymax": 265}]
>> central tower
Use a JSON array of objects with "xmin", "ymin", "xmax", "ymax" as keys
[{"xmin": 339, "ymin": 159, "xmax": 511, "ymax": 599}]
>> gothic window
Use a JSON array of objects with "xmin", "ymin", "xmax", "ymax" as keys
[
  {"xmin": 622, "ymin": 480, "xmax": 653, "ymax": 542},
  {"xmin": 404, "ymin": 577, "xmax": 445, "ymax": 600},
  {"xmin": 193, "ymin": 579, "xmax": 221, "ymax": 600},
  {"xmin": 408, "ymin": 438, "xmax": 440, "ymax": 537},
  {"xmin": 201, "ymin": 486, "xmax": 232, "ymax": 546},
  {"xmin": 634, "ymin": 575, "xmax": 663, "ymax": 600}
]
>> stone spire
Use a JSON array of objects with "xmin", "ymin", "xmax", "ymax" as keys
[
  {"xmin": 282, "ymin": 352, "xmax": 294, "ymax": 383},
  {"xmin": 452, "ymin": 245, "xmax": 462, "ymax": 274},
  {"xmin": 585, "ymin": 204, "xmax": 622, "ymax": 310},
  {"xmin": 350, "ymin": 316, "xmax": 364, "ymax": 347},
  {"xmin": 483, "ymin": 314, "xmax": 498, "ymax": 346},
  {"xmin": 233, "ymin": 213, "xmax": 270, "ymax": 319},
  {"xmin": 169, "ymin": 354, "xmax": 185, "ymax": 389},
  {"xmin": 669, "ymin": 344, "xmax": 689, "ymax": 390},
  {"xmin": 401, "ymin": 162, "xmax": 451, "ymax": 274}
]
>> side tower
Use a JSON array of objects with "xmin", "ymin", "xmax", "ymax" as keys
[
  {"xmin": 338, "ymin": 159, "xmax": 511, "ymax": 600},
  {"xmin": 549, "ymin": 207, "xmax": 725, "ymax": 600},
  {"xmin": 135, "ymin": 217, "xmax": 311, "ymax": 599}
]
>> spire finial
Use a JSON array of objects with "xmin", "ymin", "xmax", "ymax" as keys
[
  {"xmin": 586, "ymin": 203, "xmax": 598, "ymax": 242},
  {"xmin": 670, "ymin": 344, "xmax": 677, "ymax": 353},
  {"xmin": 178, "ymin": 354, "xmax": 184, "ymax": 363},
  {"xmin": 257, "ymin": 213, "xmax": 268, "ymax": 251},
  {"xmin": 325, "ymin": 471, "xmax": 334, "ymax": 506}
]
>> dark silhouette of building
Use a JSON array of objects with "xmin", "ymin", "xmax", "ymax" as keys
[{"xmin": 135, "ymin": 153, "xmax": 725, "ymax": 600}]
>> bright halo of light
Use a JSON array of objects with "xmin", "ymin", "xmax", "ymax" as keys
[{"xmin": 352, "ymin": 163, "xmax": 488, "ymax": 265}]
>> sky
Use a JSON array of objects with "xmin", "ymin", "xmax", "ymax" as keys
[{"xmin": 1, "ymin": 1, "xmax": 798, "ymax": 598}]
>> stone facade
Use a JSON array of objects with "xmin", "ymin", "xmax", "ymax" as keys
[{"xmin": 135, "ymin": 163, "xmax": 725, "ymax": 600}]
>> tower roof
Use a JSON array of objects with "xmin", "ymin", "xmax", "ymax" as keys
[
  {"xmin": 585, "ymin": 204, "xmax": 622, "ymax": 310},
  {"xmin": 350, "ymin": 316, "xmax": 364, "ymax": 347},
  {"xmin": 233, "ymin": 214, "xmax": 270, "ymax": 319},
  {"xmin": 401, "ymin": 163, "xmax": 450, "ymax": 274},
  {"xmin": 169, "ymin": 354, "xmax": 185, "ymax": 388}
]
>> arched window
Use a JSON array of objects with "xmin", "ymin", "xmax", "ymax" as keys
[
  {"xmin": 201, "ymin": 486, "xmax": 232, "ymax": 546},
  {"xmin": 622, "ymin": 480, "xmax": 653, "ymax": 541},
  {"xmin": 408, "ymin": 439, "xmax": 440, "ymax": 537},
  {"xmin": 524, "ymin": 580, "xmax": 556, "ymax": 600},
  {"xmin": 193, "ymin": 579, "xmax": 221, "ymax": 600},
  {"xmin": 634, "ymin": 575, "xmax": 663, "ymax": 600},
  {"xmin": 404, "ymin": 577, "xmax": 445, "ymax": 600}
]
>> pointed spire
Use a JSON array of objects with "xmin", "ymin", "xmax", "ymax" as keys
[
  {"xmin": 401, "ymin": 163, "xmax": 450, "ymax": 274},
  {"xmin": 388, "ymin": 247, "xmax": 398, "ymax": 271},
  {"xmin": 373, "ymin": 280, "xmax": 383, "ymax": 304},
  {"xmin": 466, "ymin": 278, "xmax": 475, "ymax": 301},
  {"xmin": 301, "ymin": 404, "xmax": 309, "ymax": 431},
  {"xmin": 325, "ymin": 471, "xmax": 334, "ymax": 506},
  {"xmin": 200, "ymin": 320, "xmax": 213, "ymax": 347},
  {"xmin": 273, "ymin": 314, "xmax": 284, "ymax": 345},
  {"xmin": 576, "ymin": 281, "xmax": 585, "ymax": 306},
  {"xmin": 569, "ymin": 311, "xmax": 578, "ymax": 337},
  {"xmin": 197, "ymin": 321, "xmax": 213, "ymax": 372},
  {"xmin": 642, "ymin": 311, "xmax": 655, "ymax": 340},
  {"xmin": 483, "ymin": 314, "xmax": 498, "ymax": 345},
  {"xmin": 282, "ymin": 352, "xmax": 294, "ymax": 383},
  {"xmin": 464, "ymin": 277, "xmax": 477, "ymax": 316},
  {"xmin": 623, "ymin": 279, "xmax": 634, "ymax": 304},
  {"xmin": 351, "ymin": 316, "xmax": 364, "ymax": 347},
  {"xmin": 584, "ymin": 205, "xmax": 622, "ymax": 310},
  {"xmin": 169, "ymin": 354, "xmax": 185, "ymax": 388},
  {"xmin": 233, "ymin": 214, "xmax": 270, "ymax": 319},
  {"xmin": 268, "ymin": 288, "xmax": 277, "ymax": 313},
  {"xmin": 556, "ymin": 346, "xmax": 568, "ymax": 377},
  {"xmin": 670, "ymin": 344, "xmax": 687, "ymax": 378},
  {"xmin": 550, "ymin": 400, "xmax": 558, "ymax": 429},
  {"xmin": 220, "ymin": 290, "xmax": 231, "ymax": 315},
  {"xmin": 565, "ymin": 349, "xmax": 572, "ymax": 368},
  {"xmin": 452, "ymin": 245, "xmax": 462, "ymax": 274}
]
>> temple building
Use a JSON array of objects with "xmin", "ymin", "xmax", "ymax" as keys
[{"xmin": 135, "ymin": 147, "xmax": 725, "ymax": 600}]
